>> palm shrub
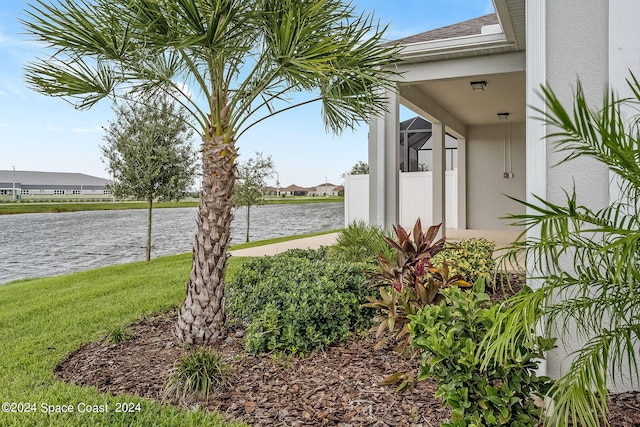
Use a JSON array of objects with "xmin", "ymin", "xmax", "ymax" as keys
[
  {"xmin": 482, "ymin": 74, "xmax": 640, "ymax": 426},
  {"xmin": 409, "ymin": 280, "xmax": 553, "ymax": 427},
  {"xmin": 23, "ymin": 0, "xmax": 400, "ymax": 346},
  {"xmin": 328, "ymin": 220, "xmax": 391, "ymax": 264},
  {"xmin": 164, "ymin": 348, "xmax": 234, "ymax": 405}
]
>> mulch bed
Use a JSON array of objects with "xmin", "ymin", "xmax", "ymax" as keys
[
  {"xmin": 55, "ymin": 277, "xmax": 640, "ymax": 426},
  {"xmin": 56, "ymin": 310, "xmax": 446, "ymax": 426}
]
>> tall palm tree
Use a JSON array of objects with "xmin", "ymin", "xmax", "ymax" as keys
[
  {"xmin": 483, "ymin": 75, "xmax": 640, "ymax": 426},
  {"xmin": 23, "ymin": 0, "xmax": 400, "ymax": 345}
]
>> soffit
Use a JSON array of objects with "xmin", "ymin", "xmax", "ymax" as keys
[{"xmin": 401, "ymin": 71, "xmax": 526, "ymax": 126}]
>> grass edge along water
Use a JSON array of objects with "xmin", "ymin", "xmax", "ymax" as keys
[{"xmin": 0, "ymin": 252, "xmax": 254, "ymax": 426}]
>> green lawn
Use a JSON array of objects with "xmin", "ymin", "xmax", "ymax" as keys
[
  {"xmin": 0, "ymin": 201, "xmax": 199, "ymax": 215},
  {"xmin": 0, "ymin": 254, "xmax": 250, "ymax": 426},
  {"xmin": 0, "ymin": 196, "xmax": 343, "ymax": 215}
]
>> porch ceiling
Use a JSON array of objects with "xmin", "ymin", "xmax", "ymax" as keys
[{"xmin": 401, "ymin": 71, "xmax": 525, "ymax": 127}]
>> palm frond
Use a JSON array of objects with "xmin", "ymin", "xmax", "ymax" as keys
[
  {"xmin": 24, "ymin": 56, "xmax": 118, "ymax": 109},
  {"xmin": 483, "ymin": 73, "xmax": 640, "ymax": 427}
]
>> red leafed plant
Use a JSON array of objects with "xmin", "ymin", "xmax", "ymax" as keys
[
  {"xmin": 364, "ymin": 219, "xmax": 472, "ymax": 391},
  {"xmin": 364, "ymin": 219, "xmax": 471, "ymax": 354}
]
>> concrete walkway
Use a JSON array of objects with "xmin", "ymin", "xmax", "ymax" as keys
[
  {"xmin": 229, "ymin": 228, "xmax": 525, "ymax": 272},
  {"xmin": 229, "ymin": 232, "xmax": 340, "ymax": 257}
]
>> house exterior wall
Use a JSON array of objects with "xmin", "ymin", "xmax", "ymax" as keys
[
  {"xmin": 607, "ymin": 0, "xmax": 640, "ymax": 392},
  {"xmin": 310, "ymin": 184, "xmax": 340, "ymax": 196},
  {"xmin": 466, "ymin": 123, "xmax": 526, "ymax": 229},
  {"xmin": 545, "ymin": 1, "xmax": 609, "ymax": 213},
  {"xmin": 0, "ymin": 172, "xmax": 110, "ymax": 201},
  {"xmin": 368, "ymin": 89, "xmax": 400, "ymax": 228},
  {"xmin": 609, "ymin": 0, "xmax": 640, "ymax": 202},
  {"xmin": 544, "ymin": 0, "xmax": 609, "ymax": 382},
  {"xmin": 540, "ymin": 0, "xmax": 640, "ymax": 391}
]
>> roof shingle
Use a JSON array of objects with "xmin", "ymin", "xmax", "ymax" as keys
[{"xmin": 391, "ymin": 14, "xmax": 499, "ymax": 46}]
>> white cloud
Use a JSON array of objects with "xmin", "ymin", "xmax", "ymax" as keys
[
  {"xmin": 0, "ymin": 32, "xmax": 11, "ymax": 46},
  {"xmin": 72, "ymin": 126, "xmax": 101, "ymax": 133},
  {"xmin": 0, "ymin": 31, "xmax": 31, "ymax": 48},
  {"xmin": 3, "ymin": 83, "xmax": 27, "ymax": 100}
]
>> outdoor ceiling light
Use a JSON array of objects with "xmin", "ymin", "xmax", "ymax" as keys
[
  {"xmin": 470, "ymin": 81, "xmax": 486, "ymax": 91},
  {"xmin": 498, "ymin": 112, "xmax": 510, "ymax": 120}
]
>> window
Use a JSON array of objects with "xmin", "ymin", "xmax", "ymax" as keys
[
  {"xmin": 54, "ymin": 190, "xmax": 65, "ymax": 195},
  {"xmin": 72, "ymin": 190, "xmax": 81, "ymax": 195},
  {"xmin": 21, "ymin": 189, "xmax": 29, "ymax": 195}
]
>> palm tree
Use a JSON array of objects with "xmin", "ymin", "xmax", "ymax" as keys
[
  {"xmin": 23, "ymin": 0, "xmax": 400, "ymax": 345},
  {"xmin": 483, "ymin": 75, "xmax": 640, "ymax": 426}
]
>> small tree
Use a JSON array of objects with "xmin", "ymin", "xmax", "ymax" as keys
[
  {"xmin": 349, "ymin": 160, "xmax": 369, "ymax": 175},
  {"xmin": 102, "ymin": 95, "xmax": 197, "ymax": 261},
  {"xmin": 235, "ymin": 152, "xmax": 275, "ymax": 243}
]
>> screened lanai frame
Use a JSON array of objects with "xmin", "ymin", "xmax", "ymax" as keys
[{"xmin": 400, "ymin": 116, "xmax": 458, "ymax": 173}]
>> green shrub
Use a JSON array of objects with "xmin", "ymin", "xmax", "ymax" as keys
[
  {"xmin": 409, "ymin": 281, "xmax": 553, "ymax": 427},
  {"xmin": 226, "ymin": 250, "xmax": 374, "ymax": 355},
  {"xmin": 164, "ymin": 348, "xmax": 234, "ymax": 404},
  {"xmin": 431, "ymin": 238, "xmax": 495, "ymax": 284},
  {"xmin": 277, "ymin": 246, "xmax": 329, "ymax": 262},
  {"xmin": 328, "ymin": 220, "xmax": 391, "ymax": 264}
]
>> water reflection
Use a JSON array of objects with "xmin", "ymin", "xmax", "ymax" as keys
[{"xmin": 0, "ymin": 202, "xmax": 343, "ymax": 284}]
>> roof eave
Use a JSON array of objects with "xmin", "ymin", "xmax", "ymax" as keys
[{"xmin": 398, "ymin": 32, "xmax": 517, "ymax": 62}]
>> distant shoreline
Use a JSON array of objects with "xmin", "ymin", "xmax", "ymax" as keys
[{"xmin": 0, "ymin": 197, "xmax": 344, "ymax": 215}]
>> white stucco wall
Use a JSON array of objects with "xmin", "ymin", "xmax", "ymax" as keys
[
  {"xmin": 466, "ymin": 123, "xmax": 526, "ymax": 229},
  {"xmin": 608, "ymin": 0, "xmax": 640, "ymax": 203},
  {"xmin": 545, "ymin": 2, "xmax": 609, "ymax": 212},
  {"xmin": 542, "ymin": 1, "xmax": 640, "ymax": 391},
  {"xmin": 607, "ymin": 0, "xmax": 640, "ymax": 393}
]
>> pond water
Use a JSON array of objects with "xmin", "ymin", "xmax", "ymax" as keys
[{"xmin": 0, "ymin": 202, "xmax": 343, "ymax": 285}]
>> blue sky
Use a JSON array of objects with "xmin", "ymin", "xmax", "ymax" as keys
[{"xmin": 0, "ymin": 1, "xmax": 493, "ymax": 187}]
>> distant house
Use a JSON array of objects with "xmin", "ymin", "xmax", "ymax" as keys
[
  {"xmin": 263, "ymin": 186, "xmax": 280, "ymax": 196},
  {"xmin": 310, "ymin": 183, "xmax": 342, "ymax": 196},
  {"xmin": 281, "ymin": 184, "xmax": 309, "ymax": 196},
  {"xmin": 0, "ymin": 170, "xmax": 109, "ymax": 200}
]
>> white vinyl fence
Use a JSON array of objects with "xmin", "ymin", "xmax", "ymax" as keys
[{"xmin": 344, "ymin": 170, "xmax": 458, "ymax": 229}]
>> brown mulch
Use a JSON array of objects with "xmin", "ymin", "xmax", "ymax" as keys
[
  {"xmin": 56, "ymin": 310, "xmax": 445, "ymax": 426},
  {"xmin": 55, "ymin": 277, "xmax": 640, "ymax": 427}
]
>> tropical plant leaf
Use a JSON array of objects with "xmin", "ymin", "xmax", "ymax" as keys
[{"xmin": 482, "ymin": 73, "xmax": 640, "ymax": 427}]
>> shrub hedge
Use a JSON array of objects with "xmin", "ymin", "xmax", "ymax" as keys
[{"xmin": 226, "ymin": 248, "xmax": 374, "ymax": 355}]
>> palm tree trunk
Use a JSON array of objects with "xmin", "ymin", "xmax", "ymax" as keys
[
  {"xmin": 245, "ymin": 205, "xmax": 250, "ymax": 243},
  {"xmin": 175, "ymin": 134, "xmax": 236, "ymax": 345},
  {"xmin": 146, "ymin": 197, "xmax": 153, "ymax": 262}
]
